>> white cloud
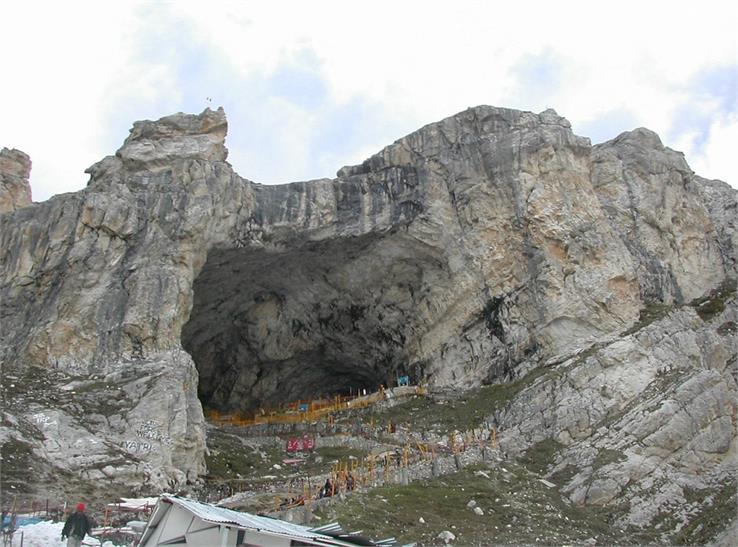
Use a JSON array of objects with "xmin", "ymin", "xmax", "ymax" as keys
[
  {"xmin": 675, "ymin": 114, "xmax": 738, "ymax": 186},
  {"xmin": 1, "ymin": 0, "xmax": 736, "ymax": 201},
  {"xmin": 0, "ymin": 1, "xmax": 144, "ymax": 199}
]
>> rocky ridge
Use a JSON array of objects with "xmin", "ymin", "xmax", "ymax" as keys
[
  {"xmin": 496, "ymin": 284, "xmax": 737, "ymax": 538},
  {"xmin": 0, "ymin": 147, "xmax": 32, "ymax": 214},
  {"xmin": 0, "ymin": 106, "xmax": 736, "ymax": 540}
]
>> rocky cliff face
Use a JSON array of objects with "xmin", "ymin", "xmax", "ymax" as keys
[
  {"xmin": 1, "ymin": 106, "xmax": 735, "ymax": 513},
  {"xmin": 0, "ymin": 148, "xmax": 32, "ymax": 214},
  {"xmin": 496, "ymin": 285, "xmax": 736, "ymax": 536}
]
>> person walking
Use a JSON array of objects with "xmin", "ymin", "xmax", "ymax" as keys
[{"xmin": 61, "ymin": 503, "xmax": 92, "ymax": 547}]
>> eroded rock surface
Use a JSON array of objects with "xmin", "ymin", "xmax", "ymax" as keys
[
  {"xmin": 186, "ymin": 107, "xmax": 646, "ymax": 410},
  {"xmin": 0, "ymin": 147, "xmax": 32, "ymax": 213},
  {"xmin": 592, "ymin": 129, "xmax": 726, "ymax": 302},
  {"xmin": 496, "ymin": 286, "xmax": 737, "ymax": 537},
  {"xmin": 0, "ymin": 106, "xmax": 735, "ymax": 513}
]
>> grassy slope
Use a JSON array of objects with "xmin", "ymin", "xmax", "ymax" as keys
[{"xmin": 314, "ymin": 459, "xmax": 624, "ymax": 546}]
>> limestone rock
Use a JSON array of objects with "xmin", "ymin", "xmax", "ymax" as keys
[
  {"xmin": 592, "ymin": 129, "xmax": 728, "ymax": 303},
  {"xmin": 496, "ymin": 289, "xmax": 737, "ymax": 536},
  {"xmin": 0, "ymin": 147, "xmax": 32, "ymax": 213},
  {"xmin": 0, "ymin": 349, "xmax": 204, "ymax": 498},
  {"xmin": 0, "ymin": 105, "xmax": 735, "ymax": 504},
  {"xmin": 114, "ymin": 107, "xmax": 228, "ymax": 172},
  {"xmin": 185, "ymin": 106, "xmax": 644, "ymax": 409},
  {"xmin": 693, "ymin": 175, "xmax": 738, "ymax": 277}
]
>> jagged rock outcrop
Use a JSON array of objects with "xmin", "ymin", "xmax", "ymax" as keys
[
  {"xmin": 496, "ymin": 285, "xmax": 736, "ymax": 538},
  {"xmin": 693, "ymin": 175, "xmax": 738, "ymax": 276},
  {"xmin": 0, "ymin": 106, "xmax": 735, "ymax": 509},
  {"xmin": 592, "ymin": 129, "xmax": 728, "ymax": 303},
  {"xmin": 0, "ymin": 148, "xmax": 32, "ymax": 213}
]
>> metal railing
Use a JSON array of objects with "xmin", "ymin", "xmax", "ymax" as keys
[{"xmin": 206, "ymin": 386, "xmax": 427, "ymax": 427}]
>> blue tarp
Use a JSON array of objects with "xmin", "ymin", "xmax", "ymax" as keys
[{"xmin": 2, "ymin": 516, "xmax": 44, "ymax": 528}]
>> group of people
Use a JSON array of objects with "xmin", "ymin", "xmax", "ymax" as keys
[{"xmin": 317, "ymin": 472, "xmax": 356, "ymax": 499}]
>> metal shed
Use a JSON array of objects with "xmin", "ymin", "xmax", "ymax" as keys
[{"xmin": 138, "ymin": 495, "xmax": 396, "ymax": 547}]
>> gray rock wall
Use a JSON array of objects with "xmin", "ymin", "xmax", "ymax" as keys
[
  {"xmin": 0, "ymin": 105, "xmax": 735, "ymax": 495},
  {"xmin": 0, "ymin": 147, "xmax": 32, "ymax": 213},
  {"xmin": 496, "ymin": 290, "xmax": 737, "ymax": 533},
  {"xmin": 592, "ymin": 129, "xmax": 727, "ymax": 303}
]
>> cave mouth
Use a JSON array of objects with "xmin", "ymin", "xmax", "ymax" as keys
[{"xmin": 181, "ymin": 231, "xmax": 444, "ymax": 413}]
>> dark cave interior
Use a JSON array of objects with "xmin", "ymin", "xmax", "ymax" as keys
[{"xmin": 181, "ymin": 231, "xmax": 446, "ymax": 413}]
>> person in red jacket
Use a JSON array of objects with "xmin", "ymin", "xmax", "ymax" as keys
[{"xmin": 61, "ymin": 503, "xmax": 92, "ymax": 547}]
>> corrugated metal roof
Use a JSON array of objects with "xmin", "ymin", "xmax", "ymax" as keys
[
  {"xmin": 140, "ymin": 495, "xmax": 411, "ymax": 547},
  {"xmin": 155, "ymin": 495, "xmax": 392, "ymax": 546},
  {"xmin": 165, "ymin": 495, "xmax": 326, "ymax": 538},
  {"xmin": 311, "ymin": 522, "xmax": 343, "ymax": 533}
]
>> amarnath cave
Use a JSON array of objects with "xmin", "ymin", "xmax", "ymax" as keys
[{"xmin": 0, "ymin": 106, "xmax": 735, "ymax": 520}]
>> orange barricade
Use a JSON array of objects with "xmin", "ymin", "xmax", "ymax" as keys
[{"xmin": 206, "ymin": 385, "xmax": 425, "ymax": 428}]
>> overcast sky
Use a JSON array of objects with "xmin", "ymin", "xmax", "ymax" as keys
[{"xmin": 2, "ymin": 0, "xmax": 736, "ymax": 201}]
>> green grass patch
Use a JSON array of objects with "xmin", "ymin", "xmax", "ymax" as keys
[
  {"xmin": 205, "ymin": 429, "xmax": 283, "ymax": 480},
  {"xmin": 314, "ymin": 461, "xmax": 628, "ymax": 545},
  {"xmin": 592, "ymin": 448, "xmax": 626, "ymax": 470},
  {"xmin": 360, "ymin": 367, "xmax": 549, "ymax": 434},
  {"xmin": 518, "ymin": 439, "xmax": 564, "ymax": 476},
  {"xmin": 0, "ymin": 439, "xmax": 37, "ymax": 493},
  {"xmin": 549, "ymin": 464, "xmax": 579, "ymax": 487},
  {"xmin": 620, "ymin": 279, "xmax": 736, "ymax": 337},
  {"xmin": 1, "ymin": 365, "xmax": 67, "ymax": 408},
  {"xmin": 621, "ymin": 302, "xmax": 674, "ymax": 336},
  {"xmin": 674, "ymin": 481, "xmax": 738, "ymax": 545},
  {"xmin": 691, "ymin": 279, "xmax": 737, "ymax": 322}
]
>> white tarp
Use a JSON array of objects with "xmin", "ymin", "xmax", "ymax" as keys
[{"xmin": 107, "ymin": 497, "xmax": 159, "ymax": 511}]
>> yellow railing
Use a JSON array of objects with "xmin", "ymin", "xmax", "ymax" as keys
[{"xmin": 206, "ymin": 385, "xmax": 427, "ymax": 427}]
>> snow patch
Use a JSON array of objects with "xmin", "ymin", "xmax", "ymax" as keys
[{"xmin": 12, "ymin": 520, "xmax": 126, "ymax": 547}]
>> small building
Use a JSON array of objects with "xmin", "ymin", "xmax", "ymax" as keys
[{"xmin": 139, "ymin": 495, "xmax": 397, "ymax": 547}]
